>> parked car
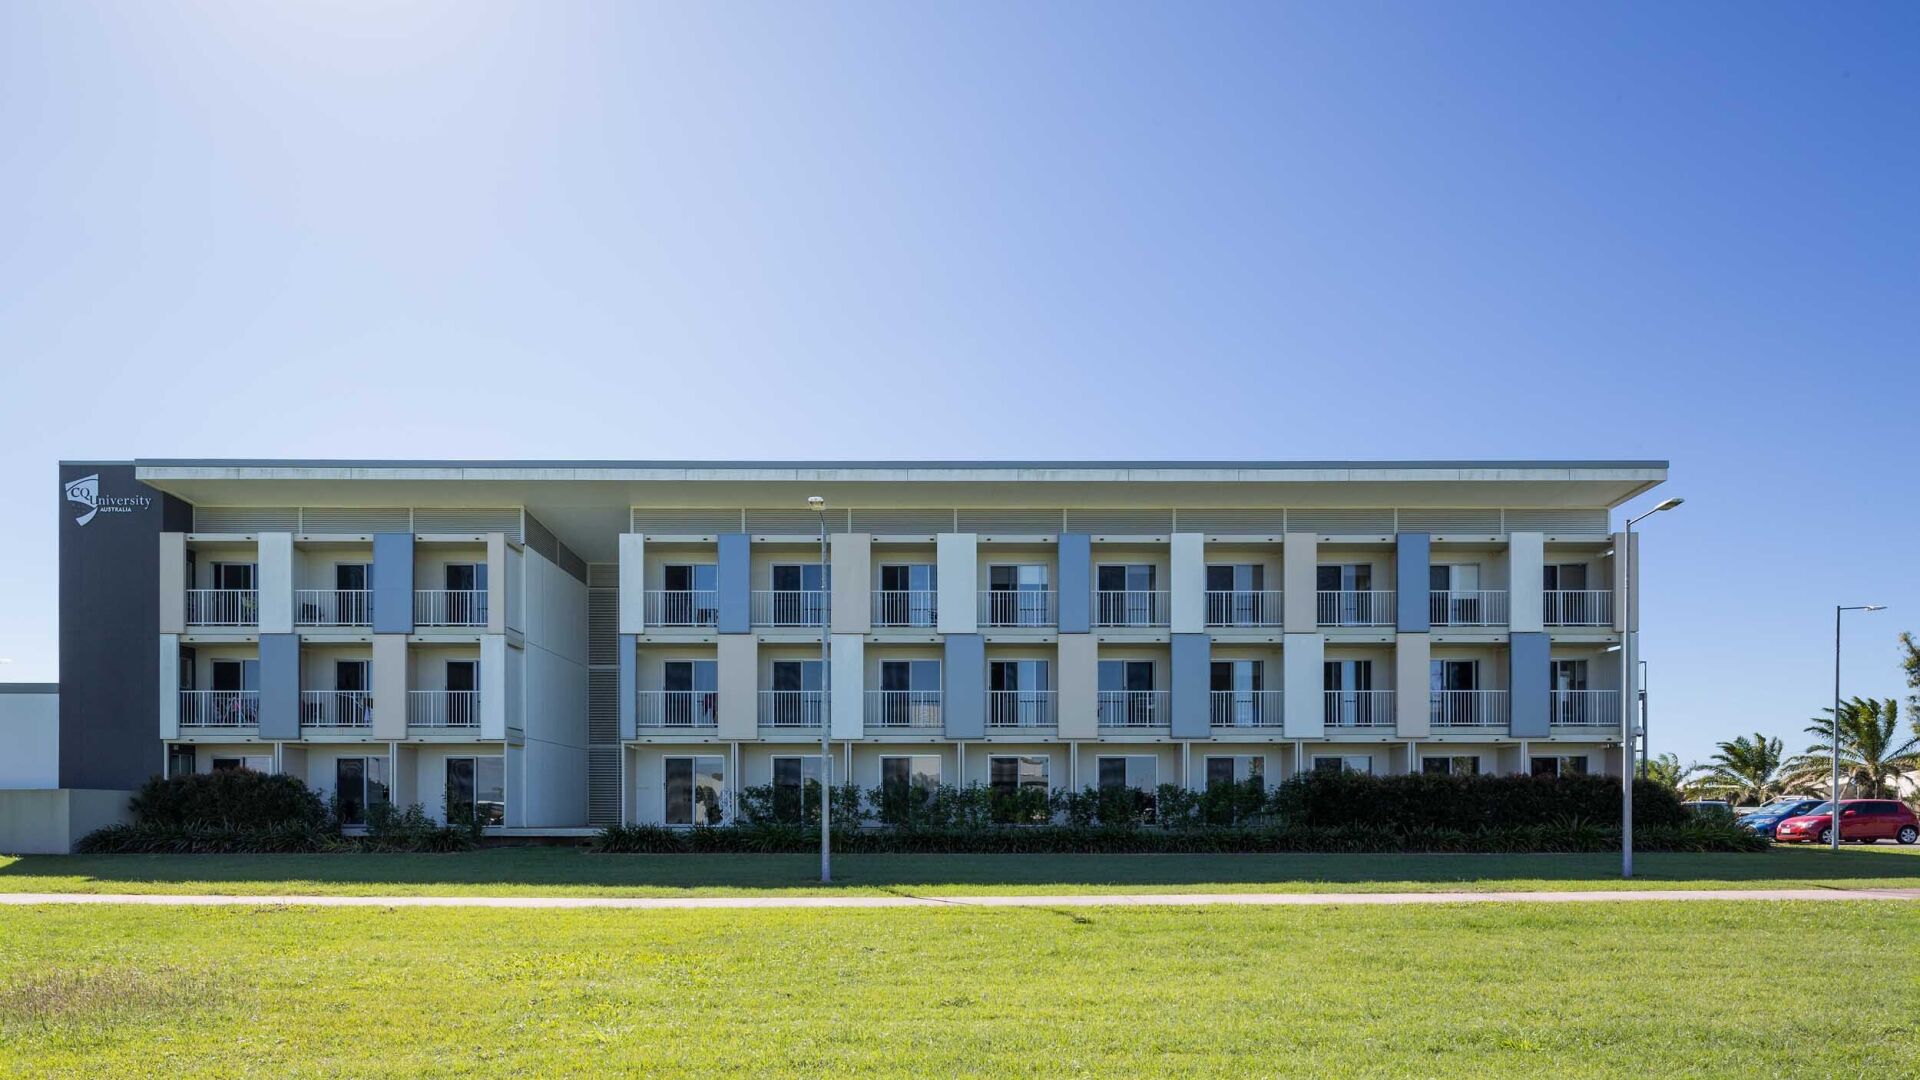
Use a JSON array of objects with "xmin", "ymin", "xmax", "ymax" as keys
[
  {"xmin": 1774, "ymin": 800, "xmax": 1920, "ymax": 845},
  {"xmin": 1736, "ymin": 797, "xmax": 1824, "ymax": 837}
]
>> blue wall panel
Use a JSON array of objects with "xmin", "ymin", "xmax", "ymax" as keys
[
  {"xmin": 717, "ymin": 533, "xmax": 751, "ymax": 634},
  {"xmin": 1170, "ymin": 633, "xmax": 1212, "ymax": 739},
  {"xmin": 618, "ymin": 633, "xmax": 637, "ymax": 740},
  {"xmin": 257, "ymin": 633, "xmax": 300, "ymax": 741},
  {"xmin": 1057, "ymin": 533, "xmax": 1091, "ymax": 633},
  {"xmin": 371, "ymin": 532, "xmax": 415, "ymax": 634},
  {"xmin": 942, "ymin": 634, "xmax": 986, "ymax": 739},
  {"xmin": 1508, "ymin": 631, "xmax": 1551, "ymax": 737},
  {"xmin": 1396, "ymin": 532, "xmax": 1430, "ymax": 632}
]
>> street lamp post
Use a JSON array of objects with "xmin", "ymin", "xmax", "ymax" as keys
[
  {"xmin": 809, "ymin": 495, "xmax": 832, "ymax": 883},
  {"xmin": 1830, "ymin": 603, "xmax": 1887, "ymax": 852},
  {"xmin": 1621, "ymin": 496, "xmax": 1682, "ymax": 879}
]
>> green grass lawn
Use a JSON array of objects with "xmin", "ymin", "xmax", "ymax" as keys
[
  {"xmin": 2, "ymin": 900, "xmax": 1914, "ymax": 1076},
  {"xmin": 1, "ymin": 844, "xmax": 1917, "ymax": 898}
]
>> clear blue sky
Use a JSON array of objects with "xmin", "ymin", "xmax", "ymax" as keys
[{"xmin": 1, "ymin": 4, "xmax": 1914, "ymax": 767}]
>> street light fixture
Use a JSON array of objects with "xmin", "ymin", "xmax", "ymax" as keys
[
  {"xmin": 1621, "ymin": 496, "xmax": 1682, "ymax": 879},
  {"xmin": 1830, "ymin": 603, "xmax": 1887, "ymax": 852},
  {"xmin": 808, "ymin": 496, "xmax": 832, "ymax": 883}
]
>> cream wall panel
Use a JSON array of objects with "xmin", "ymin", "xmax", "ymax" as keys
[
  {"xmin": 830, "ymin": 533, "xmax": 872, "ymax": 633},
  {"xmin": 716, "ymin": 635, "xmax": 759, "ymax": 740},
  {"xmin": 618, "ymin": 534, "xmax": 646, "ymax": 634},
  {"xmin": 1507, "ymin": 532, "xmax": 1544, "ymax": 632},
  {"xmin": 936, "ymin": 533, "xmax": 978, "ymax": 634},
  {"xmin": 372, "ymin": 635, "xmax": 409, "ymax": 739},
  {"xmin": 830, "ymin": 634, "xmax": 865, "ymax": 739},
  {"xmin": 257, "ymin": 532, "xmax": 294, "ymax": 633},
  {"xmin": 158, "ymin": 634, "xmax": 180, "ymax": 739},
  {"xmin": 1056, "ymin": 633, "xmax": 1099, "ymax": 739},
  {"xmin": 158, "ymin": 533, "xmax": 186, "ymax": 634},
  {"xmin": 481, "ymin": 635, "xmax": 508, "ymax": 739},
  {"xmin": 1282, "ymin": 633, "xmax": 1325, "ymax": 738},
  {"xmin": 1169, "ymin": 532, "xmax": 1206, "ymax": 633},
  {"xmin": 1282, "ymin": 533, "xmax": 1318, "ymax": 630},
  {"xmin": 1395, "ymin": 632, "xmax": 1432, "ymax": 737},
  {"xmin": 486, "ymin": 534, "xmax": 509, "ymax": 635}
]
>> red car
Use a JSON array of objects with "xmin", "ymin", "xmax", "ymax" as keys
[{"xmin": 1773, "ymin": 799, "xmax": 1919, "ymax": 845}]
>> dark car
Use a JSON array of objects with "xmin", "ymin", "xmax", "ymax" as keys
[
  {"xmin": 1736, "ymin": 798, "xmax": 1824, "ymax": 838},
  {"xmin": 1774, "ymin": 799, "xmax": 1920, "ymax": 845}
]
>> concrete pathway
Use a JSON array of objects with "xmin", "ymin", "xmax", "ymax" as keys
[{"xmin": 2, "ymin": 887, "xmax": 1918, "ymax": 910}]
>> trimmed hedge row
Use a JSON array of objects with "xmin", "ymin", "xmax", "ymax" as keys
[
  {"xmin": 78, "ymin": 773, "xmax": 486, "ymax": 854},
  {"xmin": 1270, "ymin": 771, "xmax": 1691, "ymax": 830}
]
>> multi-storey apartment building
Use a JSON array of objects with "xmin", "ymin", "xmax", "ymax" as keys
[{"xmin": 53, "ymin": 459, "xmax": 1666, "ymax": 832}]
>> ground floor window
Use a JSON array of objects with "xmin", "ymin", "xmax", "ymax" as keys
[
  {"xmin": 988, "ymin": 755, "xmax": 1048, "ymax": 796},
  {"xmin": 771, "ymin": 755, "xmax": 824, "ymax": 822},
  {"xmin": 1097, "ymin": 755, "xmax": 1159, "ymax": 817},
  {"xmin": 879, "ymin": 755, "xmax": 942, "ymax": 791},
  {"xmin": 665, "ymin": 756, "xmax": 726, "ymax": 826},
  {"xmin": 1422, "ymin": 755, "xmax": 1480, "ymax": 776},
  {"xmin": 446, "ymin": 756, "xmax": 505, "ymax": 826},
  {"xmin": 166, "ymin": 746, "xmax": 196, "ymax": 778},
  {"xmin": 1312, "ymin": 755, "xmax": 1372, "ymax": 776},
  {"xmin": 1530, "ymin": 755, "xmax": 1589, "ymax": 778},
  {"xmin": 211, "ymin": 755, "xmax": 272, "ymax": 773},
  {"xmin": 335, "ymin": 756, "xmax": 391, "ymax": 826},
  {"xmin": 1205, "ymin": 755, "xmax": 1264, "ymax": 789}
]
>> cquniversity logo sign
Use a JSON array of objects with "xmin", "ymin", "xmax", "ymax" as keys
[{"xmin": 64, "ymin": 473, "xmax": 151, "ymax": 527}]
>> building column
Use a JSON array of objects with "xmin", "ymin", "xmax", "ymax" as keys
[
  {"xmin": 831, "ymin": 633, "xmax": 865, "ymax": 739},
  {"xmin": 1507, "ymin": 531, "xmax": 1544, "ymax": 632},
  {"xmin": 717, "ymin": 533, "xmax": 751, "ymax": 634},
  {"xmin": 1508, "ymin": 632, "xmax": 1551, "ymax": 738},
  {"xmin": 158, "ymin": 533, "xmax": 186, "ymax": 634},
  {"xmin": 481, "ymin": 634, "xmax": 508, "ymax": 739},
  {"xmin": 1169, "ymin": 532, "xmax": 1206, "ymax": 634},
  {"xmin": 1282, "ymin": 533, "xmax": 1318, "ymax": 632},
  {"xmin": 1057, "ymin": 533, "xmax": 1091, "ymax": 633},
  {"xmin": 829, "ymin": 533, "xmax": 872, "ymax": 634},
  {"xmin": 942, "ymin": 633, "xmax": 985, "ymax": 739},
  {"xmin": 1281, "ymin": 633, "xmax": 1325, "ymax": 738},
  {"xmin": 716, "ymin": 634, "xmax": 758, "ymax": 740},
  {"xmin": 257, "ymin": 633, "xmax": 300, "ymax": 740},
  {"xmin": 1395, "ymin": 632, "xmax": 1430, "ymax": 737},
  {"xmin": 1395, "ymin": 533, "xmax": 1430, "ymax": 632},
  {"xmin": 1169, "ymin": 633, "xmax": 1212, "ymax": 739},
  {"xmin": 617, "ymin": 534, "xmax": 646, "ymax": 634},
  {"xmin": 258, "ymin": 532, "xmax": 294, "ymax": 634},
  {"xmin": 158, "ymin": 635, "xmax": 181, "ymax": 739},
  {"xmin": 1056, "ymin": 632, "xmax": 1098, "ymax": 739},
  {"xmin": 372, "ymin": 532, "xmax": 416, "ymax": 634},
  {"xmin": 372, "ymin": 633, "xmax": 409, "ymax": 739},
  {"xmin": 617, "ymin": 634, "xmax": 637, "ymax": 740},
  {"xmin": 936, "ymin": 533, "xmax": 978, "ymax": 634}
]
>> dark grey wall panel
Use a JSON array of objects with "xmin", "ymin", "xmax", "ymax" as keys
[
  {"xmin": 372, "ymin": 532, "xmax": 415, "ymax": 634},
  {"xmin": 1508, "ymin": 631, "xmax": 1551, "ymax": 738},
  {"xmin": 257, "ymin": 634, "xmax": 300, "ymax": 741},
  {"xmin": 1396, "ymin": 532, "xmax": 1431, "ymax": 632},
  {"xmin": 942, "ymin": 634, "xmax": 985, "ymax": 739},
  {"xmin": 1056, "ymin": 533, "xmax": 1091, "ymax": 633},
  {"xmin": 717, "ymin": 533, "xmax": 751, "ymax": 634},
  {"xmin": 1170, "ymin": 633, "xmax": 1212, "ymax": 739}
]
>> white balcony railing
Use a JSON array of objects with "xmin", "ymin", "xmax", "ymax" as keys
[
  {"xmin": 1544, "ymin": 590, "xmax": 1614, "ymax": 627},
  {"xmin": 644, "ymin": 590, "xmax": 718, "ymax": 628},
  {"xmin": 1204, "ymin": 590, "xmax": 1283, "ymax": 628},
  {"xmin": 295, "ymin": 590, "xmax": 372, "ymax": 627},
  {"xmin": 865, "ymin": 690, "xmax": 942, "ymax": 730},
  {"xmin": 1324, "ymin": 689, "xmax": 1395, "ymax": 728},
  {"xmin": 751, "ymin": 590, "xmax": 827, "ymax": 628},
  {"xmin": 1430, "ymin": 690, "xmax": 1508, "ymax": 729},
  {"xmin": 1551, "ymin": 689, "xmax": 1622, "ymax": 728},
  {"xmin": 1429, "ymin": 589, "xmax": 1508, "ymax": 627},
  {"xmin": 415, "ymin": 590, "xmax": 489, "ymax": 628},
  {"xmin": 300, "ymin": 690, "xmax": 371, "ymax": 729},
  {"xmin": 408, "ymin": 690, "xmax": 480, "ymax": 729},
  {"xmin": 1097, "ymin": 689, "xmax": 1170, "ymax": 729},
  {"xmin": 759, "ymin": 690, "xmax": 826, "ymax": 729},
  {"xmin": 179, "ymin": 690, "xmax": 259, "ymax": 729},
  {"xmin": 1209, "ymin": 690, "xmax": 1283, "ymax": 728},
  {"xmin": 1093, "ymin": 590, "xmax": 1169, "ymax": 628},
  {"xmin": 186, "ymin": 589, "xmax": 258, "ymax": 626},
  {"xmin": 986, "ymin": 690, "xmax": 1056, "ymax": 729},
  {"xmin": 872, "ymin": 590, "xmax": 938, "ymax": 628},
  {"xmin": 636, "ymin": 690, "xmax": 719, "ymax": 729},
  {"xmin": 978, "ymin": 590, "xmax": 1057, "ymax": 628},
  {"xmin": 1316, "ymin": 590, "xmax": 1395, "ymax": 627}
]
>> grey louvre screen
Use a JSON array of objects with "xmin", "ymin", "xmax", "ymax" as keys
[
  {"xmin": 1504, "ymin": 508, "xmax": 1610, "ymax": 537},
  {"xmin": 412, "ymin": 508, "xmax": 523, "ymax": 541},
  {"xmin": 586, "ymin": 562, "xmax": 620, "ymax": 589},
  {"xmin": 849, "ymin": 509, "xmax": 955, "ymax": 534},
  {"xmin": 746, "ymin": 508, "xmax": 851, "ymax": 534},
  {"xmin": 956, "ymin": 509, "xmax": 1065, "ymax": 534},
  {"xmin": 193, "ymin": 507, "xmax": 301, "ymax": 532},
  {"xmin": 588, "ymin": 668, "xmax": 621, "ymax": 744},
  {"xmin": 588, "ymin": 587, "xmax": 619, "ymax": 667},
  {"xmin": 1172, "ymin": 509, "xmax": 1287, "ymax": 535},
  {"xmin": 1395, "ymin": 509, "xmax": 1503, "ymax": 534},
  {"xmin": 298, "ymin": 508, "xmax": 413, "ymax": 535},
  {"xmin": 1064, "ymin": 509, "xmax": 1175, "ymax": 533},
  {"xmin": 1285, "ymin": 509, "xmax": 1396, "ymax": 534},
  {"xmin": 631, "ymin": 509, "xmax": 746, "ymax": 534},
  {"xmin": 588, "ymin": 747, "xmax": 622, "ymax": 827}
]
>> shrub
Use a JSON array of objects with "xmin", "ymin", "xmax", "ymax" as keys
[{"xmin": 126, "ymin": 770, "xmax": 329, "ymax": 831}]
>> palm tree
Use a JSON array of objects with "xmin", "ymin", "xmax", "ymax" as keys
[
  {"xmin": 1641, "ymin": 753, "xmax": 1697, "ymax": 793},
  {"xmin": 1784, "ymin": 697, "xmax": 1920, "ymax": 799},
  {"xmin": 1691, "ymin": 733, "xmax": 1787, "ymax": 806}
]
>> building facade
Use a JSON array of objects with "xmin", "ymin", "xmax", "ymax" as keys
[{"xmin": 60, "ymin": 459, "xmax": 1666, "ymax": 831}]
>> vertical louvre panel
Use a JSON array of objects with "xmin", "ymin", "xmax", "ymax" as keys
[
  {"xmin": 192, "ymin": 507, "xmax": 300, "ymax": 532},
  {"xmin": 297, "ymin": 508, "xmax": 412, "ymax": 534},
  {"xmin": 1286, "ymin": 509, "xmax": 1395, "ymax": 534}
]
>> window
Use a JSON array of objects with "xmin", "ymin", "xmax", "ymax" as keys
[
  {"xmin": 1205, "ymin": 756, "xmax": 1264, "ymax": 789},
  {"xmin": 988, "ymin": 660, "xmax": 1051, "ymax": 727},
  {"xmin": 443, "ymin": 563, "xmax": 489, "ymax": 624},
  {"xmin": 1095, "ymin": 564, "xmax": 1158, "ymax": 625},
  {"xmin": 334, "ymin": 563, "xmax": 370, "ymax": 590},
  {"xmin": 1542, "ymin": 564, "xmax": 1589, "ymax": 591},
  {"xmin": 985, "ymin": 564, "xmax": 1050, "ymax": 625},
  {"xmin": 880, "ymin": 755, "xmax": 942, "ymax": 791},
  {"xmin": 1316, "ymin": 564, "xmax": 1375, "ymax": 624},
  {"xmin": 445, "ymin": 660, "xmax": 480, "ymax": 726},
  {"xmin": 332, "ymin": 564, "xmax": 371, "ymax": 623},
  {"xmin": 211, "ymin": 755, "xmax": 271, "ymax": 773},
  {"xmin": 769, "ymin": 660, "xmax": 826, "ymax": 727},
  {"xmin": 1543, "ymin": 564, "xmax": 1600, "ymax": 624},
  {"xmin": 1431, "ymin": 659, "xmax": 1480, "ymax": 726},
  {"xmin": 1324, "ymin": 659, "xmax": 1377, "ymax": 726},
  {"xmin": 1210, "ymin": 659, "xmax": 1265, "ymax": 726},
  {"xmin": 876, "ymin": 659, "xmax": 941, "ymax": 726},
  {"xmin": 876, "ymin": 564, "xmax": 937, "ymax": 625},
  {"xmin": 988, "ymin": 755, "xmax": 1048, "ymax": 796},
  {"xmin": 1429, "ymin": 564, "xmax": 1484, "ymax": 624},
  {"xmin": 1205, "ymin": 564, "xmax": 1267, "ymax": 625},
  {"xmin": 209, "ymin": 658, "xmax": 260, "ymax": 725},
  {"xmin": 1530, "ymin": 755, "xmax": 1589, "ymax": 778},
  {"xmin": 1097, "ymin": 756, "xmax": 1158, "ymax": 791},
  {"xmin": 665, "ymin": 756, "xmax": 726, "ymax": 826},
  {"xmin": 1422, "ymin": 756, "xmax": 1480, "ymax": 776},
  {"xmin": 446, "ymin": 756, "xmax": 505, "ymax": 826},
  {"xmin": 1312, "ymin": 755, "xmax": 1372, "ymax": 776},
  {"xmin": 335, "ymin": 756, "xmax": 390, "ymax": 826},
  {"xmin": 769, "ymin": 563, "xmax": 828, "ymax": 626},
  {"xmin": 659, "ymin": 564, "xmax": 718, "ymax": 625},
  {"xmin": 660, "ymin": 660, "xmax": 719, "ymax": 726},
  {"xmin": 211, "ymin": 562, "xmax": 257, "ymax": 590},
  {"xmin": 166, "ymin": 746, "xmax": 196, "ymax": 778},
  {"xmin": 1098, "ymin": 660, "xmax": 1157, "ymax": 726},
  {"xmin": 772, "ymin": 755, "xmax": 824, "ymax": 822}
]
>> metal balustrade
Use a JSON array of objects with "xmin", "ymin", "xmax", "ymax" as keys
[
  {"xmin": 1324, "ymin": 690, "xmax": 1395, "ymax": 728},
  {"xmin": 1204, "ymin": 590, "xmax": 1283, "ymax": 628},
  {"xmin": 978, "ymin": 590, "xmax": 1057, "ymax": 628},
  {"xmin": 871, "ymin": 590, "xmax": 938, "ymax": 628},
  {"xmin": 643, "ymin": 589, "xmax": 718, "ymax": 628},
  {"xmin": 1429, "ymin": 589, "xmax": 1509, "ymax": 627},
  {"xmin": 1550, "ymin": 689, "xmax": 1622, "ymax": 728},
  {"xmin": 759, "ymin": 690, "xmax": 826, "ymax": 729},
  {"xmin": 751, "ymin": 590, "xmax": 827, "ymax": 628},
  {"xmin": 179, "ymin": 690, "xmax": 259, "ymax": 729},
  {"xmin": 1092, "ymin": 590, "xmax": 1169, "ymax": 628},
  {"xmin": 1544, "ymin": 590, "xmax": 1614, "ymax": 627},
  {"xmin": 865, "ymin": 690, "xmax": 942, "ymax": 729},
  {"xmin": 415, "ymin": 590, "xmax": 490, "ymax": 627},
  {"xmin": 1096, "ymin": 689, "xmax": 1170, "ymax": 728},
  {"xmin": 300, "ymin": 690, "xmax": 371, "ymax": 728},
  {"xmin": 1209, "ymin": 690, "xmax": 1283, "ymax": 728},
  {"xmin": 1429, "ymin": 690, "xmax": 1508, "ymax": 729},
  {"xmin": 408, "ymin": 690, "xmax": 481, "ymax": 729},
  {"xmin": 636, "ymin": 690, "xmax": 719, "ymax": 729},
  {"xmin": 1316, "ymin": 590, "xmax": 1395, "ymax": 627},
  {"xmin": 186, "ymin": 589, "xmax": 258, "ymax": 626},
  {"xmin": 986, "ymin": 691, "xmax": 1056, "ymax": 729},
  {"xmin": 295, "ymin": 589, "xmax": 372, "ymax": 627}
]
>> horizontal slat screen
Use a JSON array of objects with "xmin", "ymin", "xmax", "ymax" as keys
[
  {"xmin": 1504, "ymin": 508, "xmax": 1610, "ymax": 537},
  {"xmin": 298, "ymin": 507, "xmax": 413, "ymax": 535},
  {"xmin": 745, "ymin": 509, "xmax": 852, "ymax": 534},
  {"xmin": 412, "ymin": 509, "xmax": 522, "ymax": 540},
  {"xmin": 956, "ymin": 509, "xmax": 1064, "ymax": 534},
  {"xmin": 849, "ymin": 509, "xmax": 955, "ymax": 534},
  {"xmin": 1397, "ymin": 509, "xmax": 1503, "ymax": 534},
  {"xmin": 587, "ymin": 747, "xmax": 621, "ymax": 827},
  {"xmin": 1064, "ymin": 509, "xmax": 1175, "ymax": 533},
  {"xmin": 630, "ymin": 509, "xmax": 746, "ymax": 534},
  {"xmin": 1286, "ymin": 509, "xmax": 1396, "ymax": 534},
  {"xmin": 1173, "ymin": 509, "xmax": 1287, "ymax": 535},
  {"xmin": 192, "ymin": 507, "xmax": 300, "ymax": 532},
  {"xmin": 586, "ymin": 562, "xmax": 621, "ymax": 589}
]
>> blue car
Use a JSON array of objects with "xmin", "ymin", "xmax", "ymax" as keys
[{"xmin": 1737, "ymin": 798, "xmax": 1824, "ymax": 837}]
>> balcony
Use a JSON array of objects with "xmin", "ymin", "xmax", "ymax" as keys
[
  {"xmin": 179, "ymin": 690, "xmax": 259, "ymax": 730},
  {"xmin": 300, "ymin": 690, "xmax": 371, "ymax": 730},
  {"xmin": 1316, "ymin": 590, "xmax": 1395, "ymax": 627},
  {"xmin": 865, "ymin": 690, "xmax": 942, "ymax": 731},
  {"xmin": 187, "ymin": 589, "xmax": 258, "ymax": 626},
  {"xmin": 872, "ymin": 590, "xmax": 937, "ymax": 628},
  {"xmin": 415, "ymin": 590, "xmax": 489, "ymax": 628},
  {"xmin": 644, "ymin": 589, "xmax": 717, "ymax": 628},
  {"xmin": 1544, "ymin": 590, "xmax": 1614, "ymax": 627},
  {"xmin": 636, "ymin": 690, "xmax": 719, "ymax": 729},
  {"xmin": 1429, "ymin": 590, "xmax": 1508, "ymax": 627},
  {"xmin": 408, "ymin": 690, "xmax": 480, "ymax": 730},
  {"xmin": 1324, "ymin": 690, "xmax": 1395, "ymax": 728},
  {"xmin": 1093, "ymin": 590, "xmax": 1169, "ymax": 628},
  {"xmin": 987, "ymin": 690, "xmax": 1056, "ymax": 730},
  {"xmin": 1210, "ymin": 690, "xmax": 1283, "ymax": 729},
  {"xmin": 296, "ymin": 590, "xmax": 372, "ymax": 628},
  {"xmin": 759, "ymin": 690, "xmax": 826, "ymax": 729},
  {"xmin": 979, "ymin": 590, "xmax": 1057, "ymax": 628},
  {"xmin": 751, "ymin": 590, "xmax": 827, "ymax": 628},
  {"xmin": 1096, "ymin": 689, "xmax": 1169, "ymax": 729},
  {"xmin": 1429, "ymin": 690, "xmax": 1508, "ymax": 729},
  {"xmin": 1205, "ymin": 590, "xmax": 1283, "ymax": 628},
  {"xmin": 1551, "ymin": 689, "xmax": 1622, "ymax": 729}
]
